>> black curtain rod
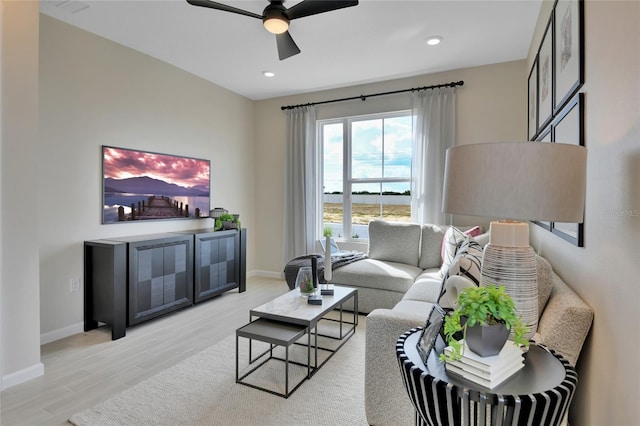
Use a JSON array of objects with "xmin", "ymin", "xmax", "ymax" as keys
[{"xmin": 280, "ymin": 80, "xmax": 464, "ymax": 111}]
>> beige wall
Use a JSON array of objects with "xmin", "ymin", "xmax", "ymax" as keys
[
  {"xmin": 527, "ymin": 1, "xmax": 639, "ymax": 425},
  {"xmin": 1, "ymin": 0, "xmax": 43, "ymax": 388},
  {"xmin": 37, "ymin": 15, "xmax": 256, "ymax": 341},
  {"xmin": 254, "ymin": 60, "xmax": 526, "ymax": 274}
]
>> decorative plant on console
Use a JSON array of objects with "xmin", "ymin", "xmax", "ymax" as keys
[
  {"xmin": 440, "ymin": 284, "xmax": 529, "ymax": 362},
  {"xmin": 214, "ymin": 213, "xmax": 239, "ymax": 231}
]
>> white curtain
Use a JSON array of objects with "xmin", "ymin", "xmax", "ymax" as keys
[
  {"xmin": 283, "ymin": 106, "xmax": 317, "ymax": 266},
  {"xmin": 410, "ymin": 86, "xmax": 457, "ymax": 225}
]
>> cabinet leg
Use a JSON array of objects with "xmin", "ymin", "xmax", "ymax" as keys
[{"xmin": 111, "ymin": 319, "xmax": 126, "ymax": 340}]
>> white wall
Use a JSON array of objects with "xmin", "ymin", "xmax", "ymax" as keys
[
  {"xmin": 1, "ymin": 0, "xmax": 43, "ymax": 388},
  {"xmin": 37, "ymin": 15, "xmax": 256, "ymax": 341},
  {"xmin": 527, "ymin": 1, "xmax": 640, "ymax": 424},
  {"xmin": 253, "ymin": 60, "xmax": 526, "ymax": 274}
]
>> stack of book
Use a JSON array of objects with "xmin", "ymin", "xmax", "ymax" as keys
[{"xmin": 444, "ymin": 340, "xmax": 524, "ymax": 389}]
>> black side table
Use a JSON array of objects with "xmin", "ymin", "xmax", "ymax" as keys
[{"xmin": 396, "ymin": 328, "xmax": 577, "ymax": 426}]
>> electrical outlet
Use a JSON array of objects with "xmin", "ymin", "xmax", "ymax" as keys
[{"xmin": 70, "ymin": 277, "xmax": 81, "ymax": 293}]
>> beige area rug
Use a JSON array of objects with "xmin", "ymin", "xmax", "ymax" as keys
[{"xmin": 69, "ymin": 317, "xmax": 368, "ymax": 426}]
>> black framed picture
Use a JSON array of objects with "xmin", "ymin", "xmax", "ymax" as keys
[
  {"xmin": 528, "ymin": 57, "xmax": 539, "ymax": 140},
  {"xmin": 538, "ymin": 17, "xmax": 554, "ymax": 131},
  {"xmin": 533, "ymin": 125, "xmax": 553, "ymax": 231},
  {"xmin": 551, "ymin": 93, "xmax": 585, "ymax": 246},
  {"xmin": 416, "ymin": 303, "xmax": 446, "ymax": 363},
  {"xmin": 554, "ymin": 0, "xmax": 584, "ymax": 114}
]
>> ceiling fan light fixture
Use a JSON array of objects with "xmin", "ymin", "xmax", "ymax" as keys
[
  {"xmin": 264, "ymin": 16, "xmax": 289, "ymax": 34},
  {"xmin": 263, "ymin": 5, "xmax": 289, "ymax": 34}
]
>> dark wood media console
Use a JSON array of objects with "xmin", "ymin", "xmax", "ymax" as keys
[{"xmin": 84, "ymin": 228, "xmax": 246, "ymax": 340}]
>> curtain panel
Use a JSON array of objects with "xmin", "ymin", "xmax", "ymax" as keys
[
  {"xmin": 282, "ymin": 106, "xmax": 317, "ymax": 267},
  {"xmin": 410, "ymin": 87, "xmax": 457, "ymax": 226}
]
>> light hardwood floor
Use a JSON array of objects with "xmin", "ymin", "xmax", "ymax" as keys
[{"xmin": 1, "ymin": 276, "xmax": 289, "ymax": 426}]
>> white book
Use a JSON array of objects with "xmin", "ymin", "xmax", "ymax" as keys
[
  {"xmin": 446, "ymin": 356, "xmax": 523, "ymax": 378},
  {"xmin": 445, "ymin": 360, "xmax": 524, "ymax": 389},
  {"xmin": 444, "ymin": 340, "xmax": 523, "ymax": 372}
]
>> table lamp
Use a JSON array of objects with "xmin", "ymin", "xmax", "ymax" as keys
[{"xmin": 442, "ymin": 142, "xmax": 587, "ymax": 338}]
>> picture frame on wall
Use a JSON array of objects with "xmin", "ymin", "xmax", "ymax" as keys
[
  {"xmin": 553, "ymin": 0, "xmax": 584, "ymax": 114},
  {"xmin": 551, "ymin": 93, "xmax": 584, "ymax": 247},
  {"xmin": 533, "ymin": 125, "xmax": 553, "ymax": 231},
  {"xmin": 537, "ymin": 18, "xmax": 554, "ymax": 131},
  {"xmin": 528, "ymin": 57, "xmax": 539, "ymax": 140}
]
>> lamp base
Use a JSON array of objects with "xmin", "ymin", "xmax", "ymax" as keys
[{"xmin": 482, "ymin": 222, "xmax": 537, "ymax": 340}]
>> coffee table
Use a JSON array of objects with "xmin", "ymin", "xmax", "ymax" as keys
[{"xmin": 236, "ymin": 286, "xmax": 358, "ymax": 396}]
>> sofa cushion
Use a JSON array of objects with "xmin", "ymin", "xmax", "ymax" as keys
[
  {"xmin": 368, "ymin": 220, "xmax": 422, "ymax": 266},
  {"xmin": 535, "ymin": 255, "xmax": 553, "ymax": 317},
  {"xmin": 418, "ymin": 224, "xmax": 447, "ymax": 269},
  {"xmin": 392, "ymin": 299, "xmax": 434, "ymax": 318},
  {"xmin": 402, "ymin": 269, "xmax": 443, "ymax": 303},
  {"xmin": 330, "ymin": 258, "xmax": 423, "ymax": 293}
]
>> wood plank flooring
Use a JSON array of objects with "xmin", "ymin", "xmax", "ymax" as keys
[{"xmin": 0, "ymin": 277, "xmax": 289, "ymax": 426}]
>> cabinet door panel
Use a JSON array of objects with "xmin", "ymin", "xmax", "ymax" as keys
[
  {"xmin": 128, "ymin": 236, "xmax": 193, "ymax": 325},
  {"xmin": 193, "ymin": 230, "xmax": 241, "ymax": 303}
]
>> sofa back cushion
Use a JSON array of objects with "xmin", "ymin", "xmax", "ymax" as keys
[
  {"xmin": 368, "ymin": 220, "xmax": 421, "ymax": 266},
  {"xmin": 418, "ymin": 224, "xmax": 447, "ymax": 269}
]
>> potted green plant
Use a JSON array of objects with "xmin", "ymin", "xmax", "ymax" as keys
[
  {"xmin": 440, "ymin": 284, "xmax": 529, "ymax": 362},
  {"xmin": 214, "ymin": 213, "xmax": 237, "ymax": 231},
  {"xmin": 323, "ymin": 225, "xmax": 333, "ymax": 237}
]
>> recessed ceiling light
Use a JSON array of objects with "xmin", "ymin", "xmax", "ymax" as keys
[
  {"xmin": 262, "ymin": 71, "xmax": 275, "ymax": 78},
  {"xmin": 425, "ymin": 36, "xmax": 442, "ymax": 46}
]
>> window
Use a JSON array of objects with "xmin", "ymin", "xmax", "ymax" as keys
[{"xmin": 319, "ymin": 111, "xmax": 412, "ymax": 241}]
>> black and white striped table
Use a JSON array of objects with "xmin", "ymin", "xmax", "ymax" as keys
[{"xmin": 396, "ymin": 328, "xmax": 577, "ymax": 426}]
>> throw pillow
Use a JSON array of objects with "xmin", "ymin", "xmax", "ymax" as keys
[
  {"xmin": 446, "ymin": 237, "xmax": 484, "ymax": 285},
  {"xmin": 439, "ymin": 226, "xmax": 467, "ymax": 277},
  {"xmin": 368, "ymin": 220, "xmax": 422, "ymax": 266}
]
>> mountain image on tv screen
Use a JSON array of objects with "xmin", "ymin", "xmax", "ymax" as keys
[{"xmin": 102, "ymin": 146, "xmax": 210, "ymax": 223}]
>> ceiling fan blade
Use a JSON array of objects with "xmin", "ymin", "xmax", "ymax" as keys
[
  {"xmin": 276, "ymin": 31, "xmax": 301, "ymax": 60},
  {"xmin": 185, "ymin": 0, "xmax": 262, "ymax": 19},
  {"xmin": 286, "ymin": 0, "xmax": 358, "ymax": 20}
]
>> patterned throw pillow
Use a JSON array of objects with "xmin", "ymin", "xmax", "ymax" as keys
[
  {"xmin": 439, "ymin": 226, "xmax": 467, "ymax": 277},
  {"xmin": 446, "ymin": 237, "xmax": 484, "ymax": 285}
]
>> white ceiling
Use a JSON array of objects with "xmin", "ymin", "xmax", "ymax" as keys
[{"xmin": 40, "ymin": 0, "xmax": 542, "ymax": 100}]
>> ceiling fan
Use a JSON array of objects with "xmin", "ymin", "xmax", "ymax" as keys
[{"xmin": 186, "ymin": 0, "xmax": 359, "ymax": 60}]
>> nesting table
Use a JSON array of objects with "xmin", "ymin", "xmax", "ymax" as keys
[{"xmin": 236, "ymin": 286, "xmax": 358, "ymax": 398}]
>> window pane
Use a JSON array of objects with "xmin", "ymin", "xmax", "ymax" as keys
[
  {"xmin": 351, "ymin": 182, "xmax": 412, "ymax": 237},
  {"xmin": 323, "ymin": 123, "xmax": 343, "ymax": 238},
  {"xmin": 351, "ymin": 183, "xmax": 380, "ymax": 239},
  {"xmin": 380, "ymin": 183, "xmax": 411, "ymax": 222},
  {"xmin": 383, "ymin": 116, "xmax": 412, "ymax": 178},
  {"xmin": 352, "ymin": 119, "xmax": 382, "ymax": 179}
]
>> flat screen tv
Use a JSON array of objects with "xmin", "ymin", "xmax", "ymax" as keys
[{"xmin": 102, "ymin": 146, "xmax": 210, "ymax": 223}]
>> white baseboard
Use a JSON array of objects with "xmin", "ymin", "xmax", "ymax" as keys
[
  {"xmin": 2, "ymin": 362, "xmax": 44, "ymax": 390},
  {"xmin": 40, "ymin": 321, "xmax": 84, "ymax": 345}
]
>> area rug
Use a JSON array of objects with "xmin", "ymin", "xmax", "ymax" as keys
[{"xmin": 69, "ymin": 319, "xmax": 368, "ymax": 426}]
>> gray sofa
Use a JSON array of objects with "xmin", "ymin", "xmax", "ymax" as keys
[
  {"xmin": 331, "ymin": 220, "xmax": 449, "ymax": 314},
  {"xmin": 329, "ymin": 220, "xmax": 593, "ymax": 426}
]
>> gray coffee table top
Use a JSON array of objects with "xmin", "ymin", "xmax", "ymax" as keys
[{"xmin": 250, "ymin": 286, "xmax": 357, "ymax": 326}]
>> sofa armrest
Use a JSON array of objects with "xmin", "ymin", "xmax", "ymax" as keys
[
  {"xmin": 535, "ymin": 272, "xmax": 593, "ymax": 366},
  {"xmin": 365, "ymin": 308, "xmax": 427, "ymax": 426}
]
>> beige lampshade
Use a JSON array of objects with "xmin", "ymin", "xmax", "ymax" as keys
[{"xmin": 442, "ymin": 142, "xmax": 587, "ymax": 223}]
